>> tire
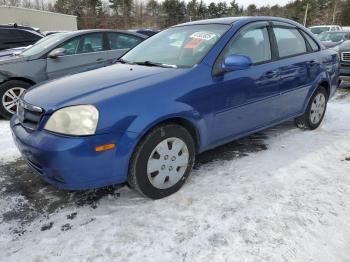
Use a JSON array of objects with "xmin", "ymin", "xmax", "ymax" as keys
[
  {"xmin": 128, "ymin": 123, "xmax": 195, "ymax": 199},
  {"xmin": 295, "ymin": 86, "xmax": 328, "ymax": 130},
  {"xmin": 0, "ymin": 80, "xmax": 31, "ymax": 119}
]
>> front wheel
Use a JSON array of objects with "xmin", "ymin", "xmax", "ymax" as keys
[
  {"xmin": 295, "ymin": 86, "xmax": 328, "ymax": 130},
  {"xmin": 0, "ymin": 80, "xmax": 31, "ymax": 119},
  {"xmin": 128, "ymin": 123, "xmax": 195, "ymax": 199}
]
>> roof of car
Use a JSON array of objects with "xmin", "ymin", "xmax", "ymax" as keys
[
  {"xmin": 174, "ymin": 16, "xmax": 306, "ymax": 27},
  {"xmin": 64, "ymin": 29, "xmax": 148, "ymax": 39}
]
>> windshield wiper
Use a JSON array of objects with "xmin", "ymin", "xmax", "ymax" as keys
[{"xmin": 133, "ymin": 61, "xmax": 177, "ymax": 68}]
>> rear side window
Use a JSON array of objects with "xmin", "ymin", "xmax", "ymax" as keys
[
  {"xmin": 224, "ymin": 26, "xmax": 271, "ymax": 64},
  {"xmin": 273, "ymin": 27, "xmax": 307, "ymax": 57},
  {"xmin": 301, "ymin": 31, "xmax": 319, "ymax": 51},
  {"xmin": 107, "ymin": 33, "xmax": 143, "ymax": 50}
]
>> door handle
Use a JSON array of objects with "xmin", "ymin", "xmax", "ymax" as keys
[
  {"xmin": 308, "ymin": 60, "xmax": 318, "ymax": 66},
  {"xmin": 264, "ymin": 71, "xmax": 277, "ymax": 78},
  {"xmin": 96, "ymin": 58, "xmax": 103, "ymax": 62}
]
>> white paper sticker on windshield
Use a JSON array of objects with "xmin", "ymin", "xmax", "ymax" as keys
[{"xmin": 190, "ymin": 32, "xmax": 216, "ymax": 40}]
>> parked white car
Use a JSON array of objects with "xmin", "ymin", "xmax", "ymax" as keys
[{"xmin": 309, "ymin": 25, "xmax": 343, "ymax": 36}]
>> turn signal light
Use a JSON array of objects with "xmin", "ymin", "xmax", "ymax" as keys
[{"xmin": 95, "ymin": 144, "xmax": 116, "ymax": 152}]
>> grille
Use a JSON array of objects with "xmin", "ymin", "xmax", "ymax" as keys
[
  {"xmin": 17, "ymin": 99, "xmax": 44, "ymax": 131},
  {"xmin": 341, "ymin": 52, "xmax": 350, "ymax": 62}
]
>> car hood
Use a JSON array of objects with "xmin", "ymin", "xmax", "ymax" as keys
[
  {"xmin": 0, "ymin": 55, "xmax": 29, "ymax": 64},
  {"xmin": 338, "ymin": 40, "xmax": 350, "ymax": 52},
  {"xmin": 321, "ymin": 41, "xmax": 341, "ymax": 48},
  {"xmin": 23, "ymin": 63, "xmax": 186, "ymax": 113}
]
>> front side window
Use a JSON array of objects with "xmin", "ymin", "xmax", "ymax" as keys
[
  {"xmin": 58, "ymin": 33, "xmax": 104, "ymax": 55},
  {"xmin": 273, "ymin": 27, "xmax": 307, "ymax": 57},
  {"xmin": 223, "ymin": 26, "xmax": 271, "ymax": 64},
  {"xmin": 107, "ymin": 33, "xmax": 142, "ymax": 50},
  {"xmin": 122, "ymin": 24, "xmax": 230, "ymax": 68}
]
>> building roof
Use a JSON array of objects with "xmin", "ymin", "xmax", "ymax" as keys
[{"xmin": 0, "ymin": 5, "xmax": 77, "ymax": 18}]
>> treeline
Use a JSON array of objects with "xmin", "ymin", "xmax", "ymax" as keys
[{"xmin": 1, "ymin": 0, "xmax": 350, "ymax": 29}]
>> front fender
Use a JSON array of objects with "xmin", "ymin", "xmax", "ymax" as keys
[{"xmin": 125, "ymin": 101, "xmax": 209, "ymax": 152}]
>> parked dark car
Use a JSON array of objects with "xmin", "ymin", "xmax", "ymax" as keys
[
  {"xmin": 11, "ymin": 17, "xmax": 339, "ymax": 199},
  {"xmin": 0, "ymin": 24, "xmax": 43, "ymax": 51},
  {"xmin": 0, "ymin": 29, "xmax": 147, "ymax": 118},
  {"xmin": 332, "ymin": 39, "xmax": 350, "ymax": 82},
  {"xmin": 318, "ymin": 31, "xmax": 350, "ymax": 48}
]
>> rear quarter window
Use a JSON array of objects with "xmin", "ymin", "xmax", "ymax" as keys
[{"xmin": 301, "ymin": 31, "xmax": 319, "ymax": 51}]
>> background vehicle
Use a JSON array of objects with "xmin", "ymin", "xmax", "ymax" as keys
[
  {"xmin": 11, "ymin": 17, "xmax": 339, "ymax": 199},
  {"xmin": 318, "ymin": 31, "xmax": 350, "ymax": 48},
  {"xmin": 0, "ymin": 24, "xmax": 43, "ymax": 51},
  {"xmin": 309, "ymin": 25, "xmax": 342, "ymax": 36},
  {"xmin": 0, "ymin": 29, "xmax": 147, "ymax": 119},
  {"xmin": 128, "ymin": 28, "xmax": 160, "ymax": 37},
  {"xmin": 332, "ymin": 40, "xmax": 350, "ymax": 82}
]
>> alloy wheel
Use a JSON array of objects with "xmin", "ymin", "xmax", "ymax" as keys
[{"xmin": 2, "ymin": 87, "xmax": 26, "ymax": 114}]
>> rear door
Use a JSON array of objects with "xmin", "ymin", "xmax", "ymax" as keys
[
  {"xmin": 46, "ymin": 33, "xmax": 108, "ymax": 79},
  {"xmin": 105, "ymin": 32, "xmax": 144, "ymax": 65},
  {"xmin": 271, "ymin": 22, "xmax": 321, "ymax": 118}
]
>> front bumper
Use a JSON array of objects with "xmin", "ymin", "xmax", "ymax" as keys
[
  {"xmin": 340, "ymin": 62, "xmax": 350, "ymax": 81},
  {"xmin": 10, "ymin": 117, "xmax": 138, "ymax": 190}
]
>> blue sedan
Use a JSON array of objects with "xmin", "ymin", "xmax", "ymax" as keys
[{"xmin": 11, "ymin": 17, "xmax": 339, "ymax": 199}]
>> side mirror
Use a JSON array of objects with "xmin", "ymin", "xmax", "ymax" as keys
[
  {"xmin": 48, "ymin": 48, "xmax": 66, "ymax": 59},
  {"xmin": 344, "ymin": 34, "xmax": 350, "ymax": 40},
  {"xmin": 222, "ymin": 54, "xmax": 252, "ymax": 72}
]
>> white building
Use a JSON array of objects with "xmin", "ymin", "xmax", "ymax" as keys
[{"xmin": 0, "ymin": 6, "xmax": 77, "ymax": 31}]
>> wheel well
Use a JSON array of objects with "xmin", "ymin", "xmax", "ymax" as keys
[
  {"xmin": 319, "ymin": 81, "xmax": 330, "ymax": 98},
  {"xmin": 2, "ymin": 77, "xmax": 35, "ymax": 86},
  {"xmin": 153, "ymin": 117, "xmax": 200, "ymax": 153}
]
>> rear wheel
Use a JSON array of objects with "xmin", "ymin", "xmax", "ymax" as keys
[
  {"xmin": 295, "ymin": 86, "xmax": 328, "ymax": 130},
  {"xmin": 0, "ymin": 80, "xmax": 31, "ymax": 119},
  {"xmin": 128, "ymin": 123, "xmax": 195, "ymax": 199}
]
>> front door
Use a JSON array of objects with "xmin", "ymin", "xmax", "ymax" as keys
[
  {"xmin": 211, "ymin": 22, "xmax": 282, "ymax": 144},
  {"xmin": 46, "ymin": 33, "xmax": 108, "ymax": 79}
]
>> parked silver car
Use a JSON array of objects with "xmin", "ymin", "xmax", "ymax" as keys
[{"xmin": 0, "ymin": 29, "xmax": 147, "ymax": 119}]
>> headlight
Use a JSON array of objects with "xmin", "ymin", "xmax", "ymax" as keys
[{"xmin": 44, "ymin": 105, "xmax": 99, "ymax": 136}]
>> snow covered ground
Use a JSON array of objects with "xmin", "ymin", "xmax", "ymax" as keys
[{"xmin": 0, "ymin": 88, "xmax": 350, "ymax": 262}]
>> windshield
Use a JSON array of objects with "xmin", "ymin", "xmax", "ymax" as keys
[
  {"xmin": 122, "ymin": 24, "xmax": 230, "ymax": 68},
  {"xmin": 20, "ymin": 33, "xmax": 67, "ymax": 56},
  {"xmin": 318, "ymin": 32, "xmax": 347, "ymax": 42},
  {"xmin": 310, "ymin": 27, "xmax": 330, "ymax": 34}
]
